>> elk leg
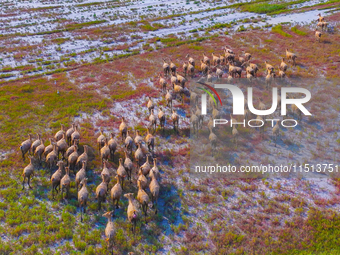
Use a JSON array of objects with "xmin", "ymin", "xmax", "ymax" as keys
[
  {"xmin": 22, "ymin": 177, "xmax": 26, "ymax": 190},
  {"xmin": 28, "ymin": 176, "xmax": 32, "ymax": 189}
]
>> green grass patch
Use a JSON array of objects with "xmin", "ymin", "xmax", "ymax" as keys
[
  {"xmin": 241, "ymin": 3, "xmax": 286, "ymax": 14},
  {"xmin": 210, "ymin": 23, "xmax": 232, "ymax": 29},
  {"xmin": 28, "ymin": 5, "xmax": 62, "ymax": 11},
  {"xmin": 160, "ymin": 37, "xmax": 177, "ymax": 43},
  {"xmin": 64, "ymin": 20, "xmax": 107, "ymax": 31},
  {"xmin": 75, "ymin": 1, "xmax": 118, "ymax": 7},
  {"xmin": 140, "ymin": 21, "xmax": 165, "ymax": 31},
  {"xmin": 188, "ymin": 45, "xmax": 204, "ymax": 50},
  {"xmin": 272, "ymin": 24, "xmax": 292, "ymax": 37},
  {"xmin": 51, "ymin": 37, "xmax": 70, "ymax": 44},
  {"xmin": 237, "ymin": 0, "xmax": 311, "ymax": 15},
  {"xmin": 312, "ymin": 0, "xmax": 340, "ymax": 7},
  {"xmin": 291, "ymin": 26, "xmax": 308, "ymax": 36},
  {"xmin": 237, "ymin": 25, "xmax": 246, "ymax": 32}
]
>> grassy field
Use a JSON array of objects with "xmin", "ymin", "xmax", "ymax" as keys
[{"xmin": 0, "ymin": 1, "xmax": 340, "ymax": 255}]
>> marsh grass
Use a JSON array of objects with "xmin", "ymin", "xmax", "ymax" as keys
[
  {"xmin": 241, "ymin": 3, "xmax": 286, "ymax": 14},
  {"xmin": 239, "ymin": 0, "xmax": 311, "ymax": 15},
  {"xmin": 291, "ymin": 26, "xmax": 308, "ymax": 36},
  {"xmin": 272, "ymin": 24, "xmax": 293, "ymax": 37},
  {"xmin": 140, "ymin": 21, "xmax": 165, "ymax": 31}
]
